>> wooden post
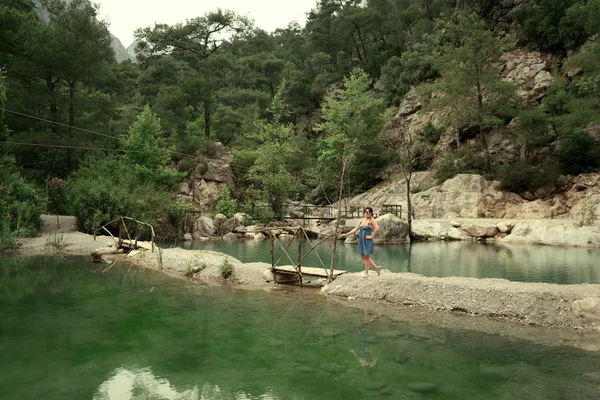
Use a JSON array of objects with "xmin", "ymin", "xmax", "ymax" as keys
[
  {"xmin": 270, "ymin": 231, "xmax": 276, "ymax": 284},
  {"xmin": 297, "ymin": 228, "xmax": 303, "ymax": 287}
]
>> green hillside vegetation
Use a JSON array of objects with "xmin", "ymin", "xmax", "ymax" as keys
[{"xmin": 1, "ymin": 0, "xmax": 599, "ymax": 246}]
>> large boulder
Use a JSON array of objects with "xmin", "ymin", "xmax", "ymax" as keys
[
  {"xmin": 572, "ymin": 298, "xmax": 600, "ymax": 325},
  {"xmin": 374, "ymin": 214, "xmax": 410, "ymax": 244},
  {"xmin": 193, "ymin": 216, "xmax": 215, "ymax": 239},
  {"xmin": 411, "ymin": 174, "xmax": 521, "ymax": 219}
]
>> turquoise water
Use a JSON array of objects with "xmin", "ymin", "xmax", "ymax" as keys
[
  {"xmin": 1, "ymin": 255, "xmax": 599, "ymax": 399},
  {"xmin": 179, "ymin": 240, "xmax": 600, "ymax": 284}
]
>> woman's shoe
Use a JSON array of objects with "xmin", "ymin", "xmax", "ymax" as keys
[{"xmin": 376, "ymin": 266, "xmax": 381, "ymax": 276}]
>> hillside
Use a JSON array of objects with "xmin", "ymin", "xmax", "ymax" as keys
[{"xmin": 1, "ymin": 0, "xmax": 599, "ymax": 242}]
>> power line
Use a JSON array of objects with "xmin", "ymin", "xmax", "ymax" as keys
[
  {"xmin": 2, "ymin": 141, "xmax": 143, "ymax": 153},
  {"xmin": 2, "ymin": 108, "xmax": 119, "ymax": 141},
  {"xmin": 1, "ymin": 107, "xmax": 198, "ymax": 160},
  {"xmin": 1, "ymin": 108, "xmax": 255, "ymax": 170}
]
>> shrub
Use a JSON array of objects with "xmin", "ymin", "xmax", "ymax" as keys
[
  {"xmin": 70, "ymin": 155, "xmax": 172, "ymax": 234},
  {"xmin": 419, "ymin": 122, "xmax": 441, "ymax": 145},
  {"xmin": 46, "ymin": 177, "xmax": 70, "ymax": 215},
  {"xmin": 496, "ymin": 162, "xmax": 559, "ymax": 195},
  {"xmin": 219, "ymin": 258, "xmax": 234, "ymax": 279},
  {"xmin": 434, "ymin": 144, "xmax": 487, "ymax": 183},
  {"xmin": 216, "ymin": 185, "xmax": 235, "ymax": 218},
  {"xmin": 0, "ymin": 156, "xmax": 44, "ymax": 248},
  {"xmin": 559, "ymin": 130, "xmax": 600, "ymax": 174},
  {"xmin": 185, "ymin": 255, "xmax": 207, "ymax": 276}
]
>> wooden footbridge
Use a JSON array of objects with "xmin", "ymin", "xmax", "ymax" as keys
[
  {"xmin": 252, "ymin": 204, "xmax": 402, "ymax": 222},
  {"xmin": 264, "ymin": 226, "xmax": 347, "ymax": 285}
]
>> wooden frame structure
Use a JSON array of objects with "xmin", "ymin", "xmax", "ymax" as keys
[
  {"xmin": 93, "ymin": 216, "xmax": 156, "ymax": 253},
  {"xmin": 266, "ymin": 226, "xmax": 346, "ymax": 285}
]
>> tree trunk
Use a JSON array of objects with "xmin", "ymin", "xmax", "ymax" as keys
[
  {"xmin": 353, "ymin": 22, "xmax": 368, "ymax": 61},
  {"xmin": 46, "ymin": 73, "xmax": 59, "ymax": 134},
  {"xmin": 66, "ymin": 81, "xmax": 75, "ymax": 172},
  {"xmin": 204, "ymin": 102, "xmax": 211, "ymax": 140},
  {"xmin": 405, "ymin": 175, "xmax": 412, "ymax": 238},
  {"xmin": 329, "ymin": 154, "xmax": 347, "ymax": 282},
  {"xmin": 475, "ymin": 79, "xmax": 492, "ymax": 174},
  {"xmin": 350, "ymin": 32, "xmax": 363, "ymax": 62}
]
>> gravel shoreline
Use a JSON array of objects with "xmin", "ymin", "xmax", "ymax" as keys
[{"xmin": 13, "ymin": 216, "xmax": 600, "ymax": 351}]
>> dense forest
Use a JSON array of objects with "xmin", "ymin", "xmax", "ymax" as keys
[{"xmin": 1, "ymin": 0, "xmax": 599, "ymax": 247}]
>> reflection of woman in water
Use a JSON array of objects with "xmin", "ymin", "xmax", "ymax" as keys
[{"xmin": 349, "ymin": 309, "xmax": 378, "ymax": 375}]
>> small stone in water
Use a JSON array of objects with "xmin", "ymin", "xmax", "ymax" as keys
[
  {"xmin": 365, "ymin": 381, "xmax": 386, "ymax": 391},
  {"xmin": 406, "ymin": 382, "xmax": 438, "ymax": 393}
]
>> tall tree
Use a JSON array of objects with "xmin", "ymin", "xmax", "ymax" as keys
[
  {"xmin": 423, "ymin": 13, "xmax": 518, "ymax": 173},
  {"xmin": 135, "ymin": 9, "xmax": 250, "ymax": 139},
  {"xmin": 26, "ymin": 0, "xmax": 115, "ymax": 172},
  {"xmin": 314, "ymin": 68, "xmax": 384, "ymax": 275}
]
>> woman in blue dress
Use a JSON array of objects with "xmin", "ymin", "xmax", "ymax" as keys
[{"xmin": 339, "ymin": 206, "xmax": 381, "ymax": 277}]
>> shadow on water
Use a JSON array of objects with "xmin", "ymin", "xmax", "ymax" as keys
[
  {"xmin": 1, "ymin": 255, "xmax": 599, "ymax": 399},
  {"xmin": 178, "ymin": 239, "xmax": 600, "ymax": 284}
]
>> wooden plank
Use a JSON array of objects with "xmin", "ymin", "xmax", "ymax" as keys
[
  {"xmin": 273, "ymin": 265, "xmax": 346, "ymax": 278},
  {"xmin": 120, "ymin": 239, "xmax": 153, "ymax": 250}
]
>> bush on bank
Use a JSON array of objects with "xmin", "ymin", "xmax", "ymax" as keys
[{"xmin": 0, "ymin": 156, "xmax": 44, "ymax": 250}]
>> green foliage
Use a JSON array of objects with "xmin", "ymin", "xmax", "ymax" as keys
[
  {"xmin": 121, "ymin": 106, "xmax": 184, "ymax": 188},
  {"xmin": 434, "ymin": 144, "xmax": 488, "ymax": 183},
  {"xmin": 185, "ymin": 255, "xmax": 207, "ymax": 276},
  {"xmin": 425, "ymin": 13, "xmax": 519, "ymax": 173},
  {"xmin": 216, "ymin": 185, "xmax": 235, "ymax": 218},
  {"xmin": 514, "ymin": 0, "xmax": 588, "ymax": 53},
  {"xmin": 46, "ymin": 177, "xmax": 70, "ymax": 215},
  {"xmin": 45, "ymin": 232, "xmax": 64, "ymax": 249},
  {"xmin": 245, "ymin": 123, "xmax": 296, "ymax": 216},
  {"xmin": 219, "ymin": 258, "xmax": 234, "ymax": 279},
  {"xmin": 380, "ymin": 39, "xmax": 439, "ymax": 106},
  {"xmin": 542, "ymin": 82, "xmax": 572, "ymax": 117},
  {"xmin": 418, "ymin": 122, "xmax": 441, "ymax": 145},
  {"xmin": 0, "ymin": 70, "xmax": 7, "ymax": 146},
  {"xmin": 314, "ymin": 68, "xmax": 385, "ymax": 198},
  {"xmin": 559, "ymin": 130, "xmax": 600, "ymax": 174},
  {"xmin": 0, "ymin": 156, "xmax": 44, "ymax": 248},
  {"xmin": 69, "ymin": 155, "xmax": 172, "ymax": 234},
  {"xmin": 496, "ymin": 162, "xmax": 559, "ymax": 195}
]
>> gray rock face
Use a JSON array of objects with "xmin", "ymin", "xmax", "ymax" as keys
[{"xmin": 503, "ymin": 50, "xmax": 555, "ymax": 103}]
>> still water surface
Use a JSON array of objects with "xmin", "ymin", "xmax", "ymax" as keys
[
  {"xmin": 180, "ymin": 240, "xmax": 600, "ymax": 284},
  {"xmin": 1, "ymin": 255, "xmax": 599, "ymax": 399}
]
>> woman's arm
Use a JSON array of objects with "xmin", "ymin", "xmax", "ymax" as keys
[
  {"xmin": 366, "ymin": 219, "xmax": 379, "ymax": 240},
  {"xmin": 340, "ymin": 221, "xmax": 361, "ymax": 237}
]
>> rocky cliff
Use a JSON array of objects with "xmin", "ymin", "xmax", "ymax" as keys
[{"xmin": 347, "ymin": 173, "xmax": 600, "ymax": 221}]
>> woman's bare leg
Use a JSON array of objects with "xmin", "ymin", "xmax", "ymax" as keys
[
  {"xmin": 360, "ymin": 254, "xmax": 369, "ymax": 275},
  {"xmin": 365, "ymin": 256, "xmax": 380, "ymax": 274}
]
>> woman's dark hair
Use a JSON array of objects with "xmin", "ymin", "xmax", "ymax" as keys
[{"xmin": 363, "ymin": 206, "xmax": 374, "ymax": 215}]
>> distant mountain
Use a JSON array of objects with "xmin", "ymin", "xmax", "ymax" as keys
[
  {"xmin": 32, "ymin": 0, "xmax": 135, "ymax": 63},
  {"xmin": 126, "ymin": 40, "xmax": 139, "ymax": 63},
  {"xmin": 111, "ymin": 35, "xmax": 133, "ymax": 63}
]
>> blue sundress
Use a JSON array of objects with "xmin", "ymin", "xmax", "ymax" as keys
[{"xmin": 357, "ymin": 225, "xmax": 374, "ymax": 255}]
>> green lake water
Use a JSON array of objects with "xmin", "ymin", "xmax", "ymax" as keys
[
  {"xmin": 1, "ymin": 255, "xmax": 599, "ymax": 399},
  {"xmin": 180, "ymin": 240, "xmax": 600, "ymax": 284}
]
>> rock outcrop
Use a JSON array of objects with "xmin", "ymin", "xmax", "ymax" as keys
[{"xmin": 346, "ymin": 173, "xmax": 600, "ymax": 221}]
